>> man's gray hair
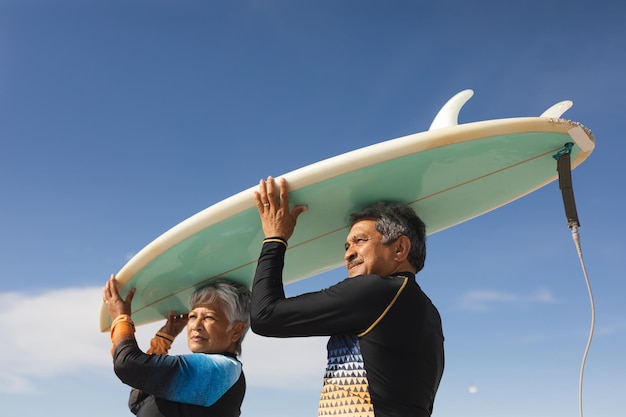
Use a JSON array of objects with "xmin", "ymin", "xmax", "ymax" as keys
[{"xmin": 349, "ymin": 202, "xmax": 427, "ymax": 272}]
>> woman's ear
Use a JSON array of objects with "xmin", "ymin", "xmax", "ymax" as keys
[{"xmin": 230, "ymin": 321, "xmax": 245, "ymax": 342}]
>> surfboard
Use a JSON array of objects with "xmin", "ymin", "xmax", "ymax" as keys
[{"xmin": 99, "ymin": 89, "xmax": 595, "ymax": 331}]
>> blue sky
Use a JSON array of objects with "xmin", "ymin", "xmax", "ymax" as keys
[{"xmin": 1, "ymin": 1, "xmax": 624, "ymax": 416}]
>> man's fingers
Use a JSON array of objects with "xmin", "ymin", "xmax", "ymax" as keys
[
  {"xmin": 265, "ymin": 176, "xmax": 276, "ymax": 207},
  {"xmin": 292, "ymin": 205, "xmax": 308, "ymax": 221},
  {"xmin": 254, "ymin": 191, "xmax": 265, "ymax": 211},
  {"xmin": 279, "ymin": 177, "xmax": 290, "ymax": 209},
  {"xmin": 255, "ymin": 178, "xmax": 276, "ymax": 210}
]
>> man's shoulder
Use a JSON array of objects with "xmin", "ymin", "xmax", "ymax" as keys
[
  {"xmin": 346, "ymin": 273, "xmax": 415, "ymax": 284},
  {"xmin": 334, "ymin": 274, "xmax": 411, "ymax": 295}
]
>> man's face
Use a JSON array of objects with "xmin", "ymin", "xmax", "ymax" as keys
[{"xmin": 344, "ymin": 219, "xmax": 398, "ymax": 278}]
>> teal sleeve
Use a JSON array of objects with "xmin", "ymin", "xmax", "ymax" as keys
[{"xmin": 114, "ymin": 340, "xmax": 242, "ymax": 407}]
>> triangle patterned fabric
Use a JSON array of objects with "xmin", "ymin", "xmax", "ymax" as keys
[{"xmin": 318, "ymin": 333, "xmax": 374, "ymax": 417}]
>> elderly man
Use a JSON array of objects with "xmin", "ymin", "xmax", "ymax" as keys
[{"xmin": 250, "ymin": 177, "xmax": 444, "ymax": 417}]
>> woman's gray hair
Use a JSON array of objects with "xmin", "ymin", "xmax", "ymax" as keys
[
  {"xmin": 349, "ymin": 202, "xmax": 427, "ymax": 273},
  {"xmin": 188, "ymin": 279, "xmax": 251, "ymax": 356}
]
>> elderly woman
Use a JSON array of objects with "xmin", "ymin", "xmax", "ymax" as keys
[{"xmin": 103, "ymin": 275, "xmax": 251, "ymax": 417}]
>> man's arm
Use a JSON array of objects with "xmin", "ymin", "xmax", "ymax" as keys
[
  {"xmin": 250, "ymin": 237, "xmax": 406, "ymax": 337},
  {"xmin": 250, "ymin": 176, "xmax": 404, "ymax": 337}
]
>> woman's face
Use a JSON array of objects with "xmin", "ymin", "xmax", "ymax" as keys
[{"xmin": 186, "ymin": 302, "xmax": 242, "ymax": 354}]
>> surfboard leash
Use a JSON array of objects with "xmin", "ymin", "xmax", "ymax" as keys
[
  {"xmin": 553, "ymin": 143, "xmax": 595, "ymax": 417},
  {"xmin": 554, "ymin": 142, "xmax": 580, "ymax": 229}
]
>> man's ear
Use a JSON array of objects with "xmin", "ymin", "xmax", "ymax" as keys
[{"xmin": 394, "ymin": 235, "xmax": 411, "ymax": 262}]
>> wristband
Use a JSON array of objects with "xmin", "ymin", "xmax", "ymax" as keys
[
  {"xmin": 147, "ymin": 332, "xmax": 174, "ymax": 355},
  {"xmin": 264, "ymin": 236, "xmax": 288, "ymax": 247},
  {"xmin": 110, "ymin": 314, "xmax": 135, "ymax": 354}
]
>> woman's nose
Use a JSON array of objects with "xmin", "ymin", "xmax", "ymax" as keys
[{"xmin": 188, "ymin": 317, "xmax": 200, "ymax": 329}]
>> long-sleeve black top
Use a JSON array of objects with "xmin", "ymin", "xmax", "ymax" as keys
[{"xmin": 251, "ymin": 240, "xmax": 444, "ymax": 417}]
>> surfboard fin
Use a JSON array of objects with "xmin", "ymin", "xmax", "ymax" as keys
[
  {"xmin": 428, "ymin": 89, "xmax": 474, "ymax": 131},
  {"xmin": 540, "ymin": 100, "xmax": 573, "ymax": 118}
]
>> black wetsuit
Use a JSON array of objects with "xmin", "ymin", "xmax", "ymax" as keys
[
  {"xmin": 113, "ymin": 339, "xmax": 245, "ymax": 417},
  {"xmin": 251, "ymin": 240, "xmax": 444, "ymax": 417}
]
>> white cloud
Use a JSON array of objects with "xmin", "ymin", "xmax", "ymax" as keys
[
  {"xmin": 0, "ymin": 286, "xmax": 328, "ymax": 394},
  {"xmin": 457, "ymin": 287, "xmax": 557, "ymax": 312},
  {"xmin": 240, "ymin": 333, "xmax": 327, "ymax": 390},
  {"xmin": 0, "ymin": 287, "xmax": 110, "ymax": 394}
]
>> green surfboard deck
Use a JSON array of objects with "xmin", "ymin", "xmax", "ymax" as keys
[{"xmin": 99, "ymin": 113, "xmax": 594, "ymax": 331}]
